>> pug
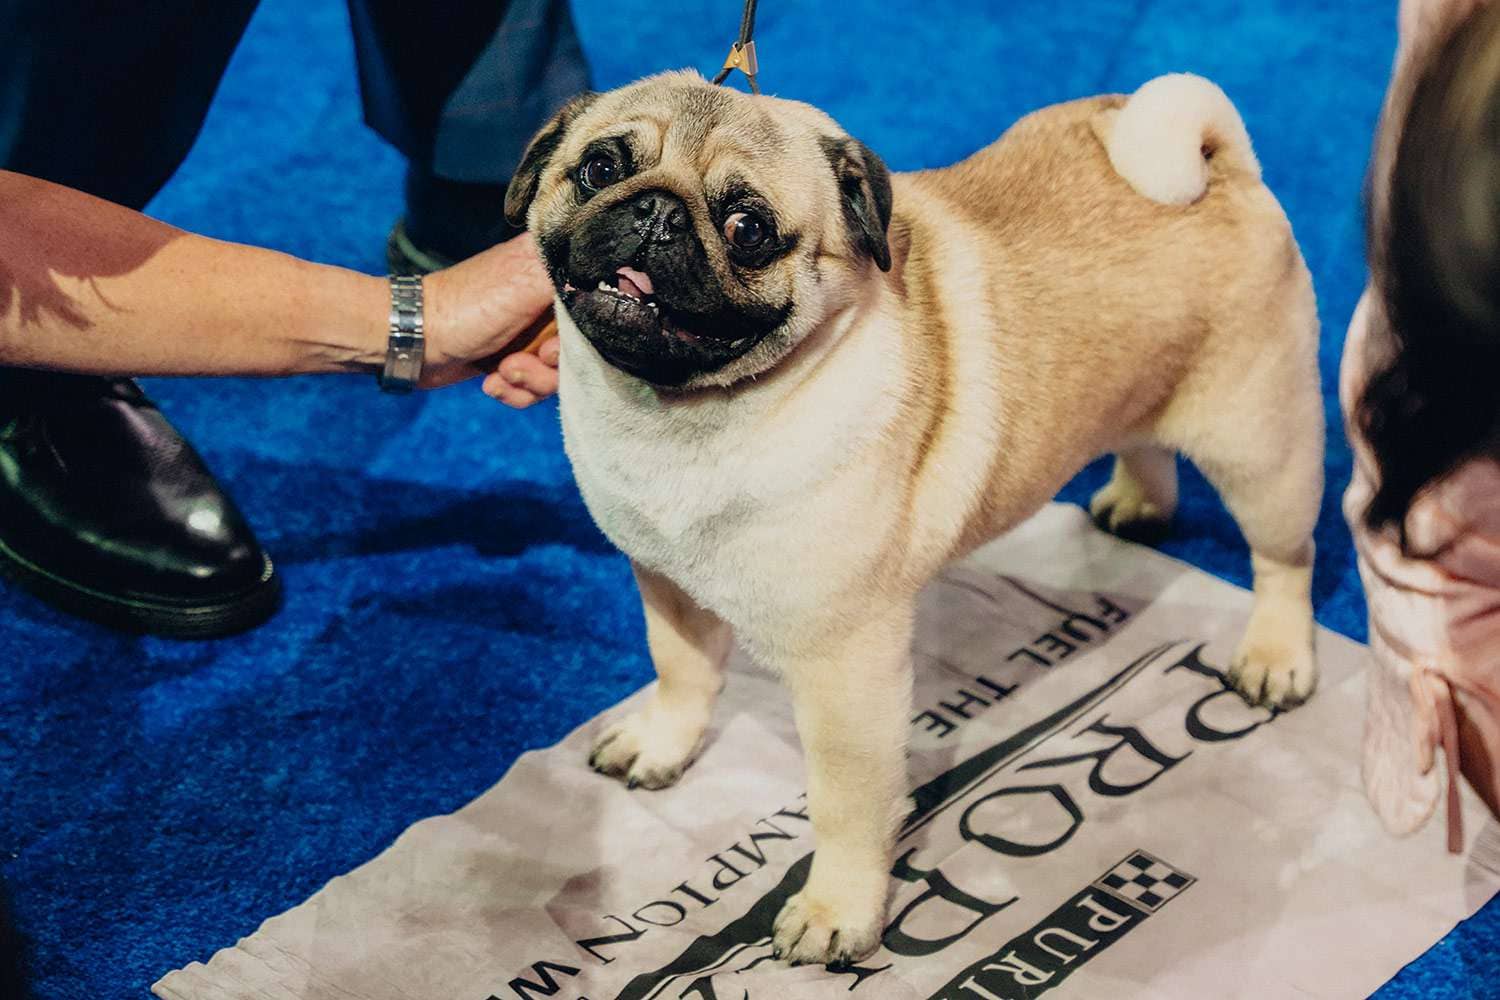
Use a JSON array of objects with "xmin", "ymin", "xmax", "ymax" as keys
[{"xmin": 504, "ymin": 70, "xmax": 1323, "ymax": 965}]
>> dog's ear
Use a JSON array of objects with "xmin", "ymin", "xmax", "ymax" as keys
[
  {"xmin": 820, "ymin": 136, "xmax": 894, "ymax": 272},
  {"xmin": 504, "ymin": 92, "xmax": 600, "ymax": 228}
]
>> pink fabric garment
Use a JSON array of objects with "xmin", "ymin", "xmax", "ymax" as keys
[
  {"xmin": 1341, "ymin": 0, "xmax": 1500, "ymax": 855},
  {"xmin": 1342, "ymin": 291, "xmax": 1500, "ymax": 852},
  {"xmin": 1350, "ymin": 0, "xmax": 1500, "ymax": 851}
]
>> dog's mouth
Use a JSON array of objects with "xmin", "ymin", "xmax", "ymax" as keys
[
  {"xmin": 558, "ymin": 265, "xmax": 780, "ymax": 386},
  {"xmin": 561, "ymin": 267, "xmax": 733, "ymax": 349}
]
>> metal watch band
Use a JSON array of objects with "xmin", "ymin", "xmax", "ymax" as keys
[{"xmin": 379, "ymin": 275, "xmax": 425, "ymax": 393}]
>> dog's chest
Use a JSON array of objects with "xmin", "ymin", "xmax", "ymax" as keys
[
  {"xmin": 568, "ymin": 431, "xmax": 754, "ymax": 572},
  {"xmin": 563, "ymin": 399, "xmax": 824, "ymax": 577},
  {"xmin": 557, "ymin": 346, "xmax": 902, "ymax": 630}
]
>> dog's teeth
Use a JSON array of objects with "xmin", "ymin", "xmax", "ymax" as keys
[{"xmin": 597, "ymin": 280, "xmax": 611, "ymax": 292}]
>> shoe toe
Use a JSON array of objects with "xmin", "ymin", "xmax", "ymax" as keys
[
  {"xmin": 147, "ymin": 501, "xmax": 272, "ymax": 600},
  {"xmin": 0, "ymin": 372, "xmax": 280, "ymax": 635}
]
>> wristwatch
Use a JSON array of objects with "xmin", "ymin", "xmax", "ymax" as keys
[{"xmin": 379, "ymin": 275, "xmax": 425, "ymax": 393}]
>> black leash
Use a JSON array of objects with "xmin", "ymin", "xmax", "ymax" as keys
[{"xmin": 712, "ymin": 0, "xmax": 760, "ymax": 94}]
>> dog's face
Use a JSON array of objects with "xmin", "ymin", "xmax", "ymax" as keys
[{"xmin": 505, "ymin": 72, "xmax": 893, "ymax": 389}]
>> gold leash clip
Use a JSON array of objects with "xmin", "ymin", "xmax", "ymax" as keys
[
  {"xmin": 720, "ymin": 40, "xmax": 759, "ymax": 88},
  {"xmin": 711, "ymin": 0, "xmax": 761, "ymax": 93}
]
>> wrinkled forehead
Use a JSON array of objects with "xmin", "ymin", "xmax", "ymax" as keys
[{"xmin": 565, "ymin": 74, "xmax": 841, "ymax": 216}]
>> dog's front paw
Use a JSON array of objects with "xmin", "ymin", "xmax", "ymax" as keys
[
  {"xmin": 1229, "ymin": 631, "xmax": 1317, "ymax": 710},
  {"xmin": 588, "ymin": 709, "xmax": 705, "ymax": 790},
  {"xmin": 771, "ymin": 884, "xmax": 884, "ymax": 966},
  {"xmin": 1089, "ymin": 476, "xmax": 1172, "ymax": 545}
]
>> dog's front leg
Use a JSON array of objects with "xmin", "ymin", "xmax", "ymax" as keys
[
  {"xmin": 772, "ymin": 609, "xmax": 913, "ymax": 965},
  {"xmin": 590, "ymin": 564, "xmax": 731, "ymax": 789}
]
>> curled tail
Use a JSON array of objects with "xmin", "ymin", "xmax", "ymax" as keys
[{"xmin": 1102, "ymin": 73, "xmax": 1260, "ymax": 205}]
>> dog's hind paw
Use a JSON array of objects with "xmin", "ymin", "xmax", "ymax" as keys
[
  {"xmin": 1229, "ymin": 564, "xmax": 1318, "ymax": 711},
  {"xmin": 1089, "ymin": 478, "xmax": 1172, "ymax": 545},
  {"xmin": 1228, "ymin": 635, "xmax": 1317, "ymax": 710},
  {"xmin": 588, "ymin": 709, "xmax": 705, "ymax": 790}
]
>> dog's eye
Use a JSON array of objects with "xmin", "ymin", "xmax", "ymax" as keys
[
  {"xmin": 579, "ymin": 155, "xmax": 620, "ymax": 192},
  {"xmin": 724, "ymin": 211, "xmax": 768, "ymax": 250}
]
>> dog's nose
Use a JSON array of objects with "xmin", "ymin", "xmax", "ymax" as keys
[{"xmin": 632, "ymin": 190, "xmax": 690, "ymax": 237}]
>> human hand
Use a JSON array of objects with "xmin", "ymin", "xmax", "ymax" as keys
[{"xmin": 421, "ymin": 233, "xmax": 561, "ymax": 406}]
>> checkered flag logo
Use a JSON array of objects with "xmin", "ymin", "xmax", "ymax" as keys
[{"xmin": 1093, "ymin": 849, "xmax": 1195, "ymax": 913}]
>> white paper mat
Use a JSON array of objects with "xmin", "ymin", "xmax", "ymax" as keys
[{"xmin": 155, "ymin": 503, "xmax": 1500, "ymax": 1000}]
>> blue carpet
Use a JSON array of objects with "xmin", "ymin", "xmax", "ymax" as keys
[{"xmin": 0, "ymin": 1, "xmax": 1494, "ymax": 996}]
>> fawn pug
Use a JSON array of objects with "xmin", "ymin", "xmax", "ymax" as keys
[{"xmin": 504, "ymin": 70, "xmax": 1323, "ymax": 964}]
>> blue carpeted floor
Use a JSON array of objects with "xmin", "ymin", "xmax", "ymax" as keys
[{"xmin": 0, "ymin": 1, "xmax": 1495, "ymax": 996}]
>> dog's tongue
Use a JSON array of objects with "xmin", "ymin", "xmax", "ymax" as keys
[{"xmin": 615, "ymin": 266, "xmax": 654, "ymax": 299}]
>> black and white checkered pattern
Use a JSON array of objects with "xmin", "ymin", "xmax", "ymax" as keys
[{"xmin": 1094, "ymin": 850, "xmax": 1194, "ymax": 912}]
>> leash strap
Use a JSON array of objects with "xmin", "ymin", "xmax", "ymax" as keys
[{"xmin": 712, "ymin": 0, "xmax": 761, "ymax": 93}]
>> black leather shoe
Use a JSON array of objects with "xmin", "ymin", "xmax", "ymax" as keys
[
  {"xmin": 386, "ymin": 167, "xmax": 522, "ymax": 275},
  {"xmin": 0, "ymin": 370, "xmax": 280, "ymax": 637}
]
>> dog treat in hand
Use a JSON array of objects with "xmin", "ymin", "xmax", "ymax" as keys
[{"xmin": 512, "ymin": 309, "xmax": 558, "ymax": 357}]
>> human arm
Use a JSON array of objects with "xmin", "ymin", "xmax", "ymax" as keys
[{"xmin": 0, "ymin": 170, "xmax": 558, "ymax": 405}]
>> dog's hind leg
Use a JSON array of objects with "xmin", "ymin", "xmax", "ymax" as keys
[
  {"xmin": 589, "ymin": 565, "xmax": 731, "ymax": 789},
  {"xmin": 1089, "ymin": 444, "xmax": 1179, "ymax": 544},
  {"xmin": 1162, "ymin": 307, "xmax": 1324, "ymax": 710},
  {"xmin": 1195, "ymin": 445, "xmax": 1321, "ymax": 710}
]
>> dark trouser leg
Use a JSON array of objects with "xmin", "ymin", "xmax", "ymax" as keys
[
  {"xmin": 0, "ymin": 1, "xmax": 281, "ymax": 637},
  {"xmin": 0, "ymin": 0, "xmax": 260, "ymax": 208},
  {"xmin": 348, "ymin": 0, "xmax": 590, "ymax": 268}
]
